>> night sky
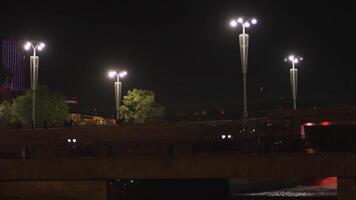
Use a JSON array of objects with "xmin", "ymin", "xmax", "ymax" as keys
[{"xmin": 1, "ymin": 0, "xmax": 356, "ymax": 115}]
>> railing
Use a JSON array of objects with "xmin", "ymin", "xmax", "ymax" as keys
[
  {"xmin": 2, "ymin": 106, "xmax": 356, "ymax": 130},
  {"xmin": 0, "ymin": 134, "xmax": 310, "ymax": 159}
]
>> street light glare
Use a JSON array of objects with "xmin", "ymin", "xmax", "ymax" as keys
[
  {"xmin": 293, "ymin": 58, "xmax": 299, "ymax": 64},
  {"xmin": 288, "ymin": 55, "xmax": 295, "ymax": 62},
  {"xmin": 251, "ymin": 18, "xmax": 258, "ymax": 24},
  {"xmin": 119, "ymin": 71, "xmax": 127, "ymax": 78},
  {"xmin": 24, "ymin": 42, "xmax": 32, "ymax": 50},
  {"xmin": 37, "ymin": 42, "xmax": 45, "ymax": 51},
  {"xmin": 108, "ymin": 71, "xmax": 117, "ymax": 78},
  {"xmin": 230, "ymin": 20, "xmax": 238, "ymax": 27},
  {"xmin": 244, "ymin": 22, "xmax": 250, "ymax": 28},
  {"xmin": 237, "ymin": 17, "xmax": 244, "ymax": 23}
]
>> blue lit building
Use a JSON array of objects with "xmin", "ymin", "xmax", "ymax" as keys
[{"xmin": 1, "ymin": 38, "xmax": 27, "ymax": 91}]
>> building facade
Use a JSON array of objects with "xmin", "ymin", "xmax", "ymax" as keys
[{"xmin": 1, "ymin": 38, "xmax": 27, "ymax": 91}]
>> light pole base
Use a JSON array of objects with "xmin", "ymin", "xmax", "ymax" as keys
[{"xmin": 242, "ymin": 111, "xmax": 248, "ymax": 120}]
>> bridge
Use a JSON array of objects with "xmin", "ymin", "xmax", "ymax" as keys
[
  {"xmin": 1, "ymin": 108, "xmax": 356, "ymax": 199},
  {"xmin": 0, "ymin": 154, "xmax": 355, "ymax": 199}
]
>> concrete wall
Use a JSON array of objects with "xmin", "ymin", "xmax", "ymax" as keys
[
  {"xmin": 338, "ymin": 178, "xmax": 356, "ymax": 200},
  {"xmin": 0, "ymin": 154, "xmax": 356, "ymax": 180},
  {"xmin": 0, "ymin": 180, "xmax": 107, "ymax": 200}
]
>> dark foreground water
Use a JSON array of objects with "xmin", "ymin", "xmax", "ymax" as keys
[{"xmin": 233, "ymin": 186, "xmax": 337, "ymax": 200}]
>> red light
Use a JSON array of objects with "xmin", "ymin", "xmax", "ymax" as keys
[
  {"xmin": 306, "ymin": 148, "xmax": 316, "ymax": 154},
  {"xmin": 321, "ymin": 121, "xmax": 331, "ymax": 126},
  {"xmin": 315, "ymin": 177, "xmax": 337, "ymax": 188}
]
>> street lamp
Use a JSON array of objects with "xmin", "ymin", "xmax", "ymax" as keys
[
  {"xmin": 284, "ymin": 54, "xmax": 303, "ymax": 110},
  {"xmin": 108, "ymin": 70, "xmax": 127, "ymax": 123},
  {"xmin": 230, "ymin": 17, "xmax": 258, "ymax": 119},
  {"xmin": 24, "ymin": 41, "xmax": 46, "ymax": 128}
]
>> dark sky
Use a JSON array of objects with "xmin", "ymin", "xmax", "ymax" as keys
[{"xmin": 1, "ymin": 0, "xmax": 356, "ymax": 115}]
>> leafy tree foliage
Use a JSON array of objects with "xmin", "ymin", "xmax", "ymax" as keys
[
  {"xmin": 0, "ymin": 101, "xmax": 19, "ymax": 128},
  {"xmin": 120, "ymin": 89, "xmax": 165, "ymax": 122},
  {"xmin": 12, "ymin": 85, "xmax": 69, "ymax": 127}
]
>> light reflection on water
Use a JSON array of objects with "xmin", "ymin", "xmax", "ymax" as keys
[{"xmin": 234, "ymin": 186, "xmax": 337, "ymax": 198}]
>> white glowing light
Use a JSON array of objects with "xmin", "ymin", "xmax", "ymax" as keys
[
  {"xmin": 230, "ymin": 20, "xmax": 238, "ymax": 27},
  {"xmin": 244, "ymin": 22, "xmax": 250, "ymax": 28},
  {"xmin": 72, "ymin": 138, "xmax": 77, "ymax": 143},
  {"xmin": 24, "ymin": 42, "xmax": 32, "ymax": 50},
  {"xmin": 251, "ymin": 18, "xmax": 257, "ymax": 24},
  {"xmin": 108, "ymin": 71, "xmax": 117, "ymax": 78},
  {"xmin": 221, "ymin": 135, "xmax": 226, "ymax": 139},
  {"xmin": 237, "ymin": 18, "xmax": 244, "ymax": 23},
  {"xmin": 293, "ymin": 58, "xmax": 299, "ymax": 64},
  {"xmin": 227, "ymin": 135, "xmax": 232, "ymax": 139},
  {"xmin": 288, "ymin": 55, "xmax": 295, "ymax": 62},
  {"xmin": 37, "ymin": 42, "xmax": 45, "ymax": 51},
  {"xmin": 67, "ymin": 139, "xmax": 71, "ymax": 143},
  {"xmin": 119, "ymin": 71, "xmax": 127, "ymax": 78}
]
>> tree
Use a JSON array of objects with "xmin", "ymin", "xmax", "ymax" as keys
[
  {"xmin": 12, "ymin": 85, "xmax": 69, "ymax": 127},
  {"xmin": 119, "ymin": 89, "xmax": 165, "ymax": 122},
  {"xmin": 0, "ymin": 101, "xmax": 19, "ymax": 128}
]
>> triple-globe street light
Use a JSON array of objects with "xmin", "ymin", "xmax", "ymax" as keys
[
  {"xmin": 24, "ymin": 41, "xmax": 46, "ymax": 128},
  {"xmin": 230, "ymin": 17, "xmax": 257, "ymax": 120},
  {"xmin": 108, "ymin": 70, "xmax": 127, "ymax": 123},
  {"xmin": 284, "ymin": 55, "xmax": 303, "ymax": 110}
]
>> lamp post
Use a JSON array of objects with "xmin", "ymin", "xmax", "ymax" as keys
[
  {"xmin": 24, "ymin": 41, "xmax": 45, "ymax": 128},
  {"xmin": 230, "ymin": 17, "xmax": 257, "ymax": 119},
  {"xmin": 108, "ymin": 70, "xmax": 127, "ymax": 123},
  {"xmin": 284, "ymin": 55, "xmax": 303, "ymax": 110}
]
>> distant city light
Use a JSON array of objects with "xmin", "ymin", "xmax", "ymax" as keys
[
  {"xmin": 221, "ymin": 135, "xmax": 226, "ymax": 139},
  {"xmin": 321, "ymin": 121, "xmax": 331, "ymax": 126},
  {"xmin": 227, "ymin": 135, "xmax": 232, "ymax": 139},
  {"xmin": 304, "ymin": 122, "xmax": 314, "ymax": 126},
  {"xmin": 67, "ymin": 138, "xmax": 77, "ymax": 143}
]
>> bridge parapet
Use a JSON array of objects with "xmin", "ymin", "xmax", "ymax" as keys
[{"xmin": 0, "ymin": 154, "xmax": 355, "ymax": 180}]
